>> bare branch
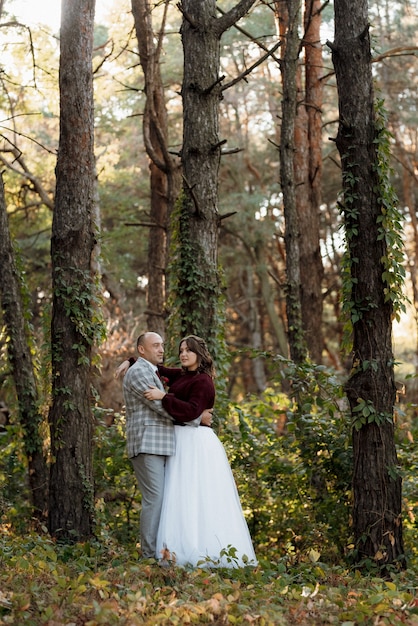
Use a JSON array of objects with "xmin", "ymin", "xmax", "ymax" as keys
[
  {"xmin": 373, "ymin": 45, "xmax": 418, "ymax": 63},
  {"xmin": 155, "ymin": 0, "xmax": 170, "ymax": 63},
  {"xmin": 218, "ymin": 211, "xmax": 237, "ymax": 221},
  {"xmin": 215, "ymin": 0, "xmax": 258, "ymax": 36},
  {"xmin": 211, "ymin": 139, "xmax": 227, "ymax": 152},
  {"xmin": 0, "ymin": 125, "xmax": 56, "ymax": 155},
  {"xmin": 182, "ymin": 174, "xmax": 203, "ymax": 217},
  {"xmin": 0, "ymin": 21, "xmax": 37, "ymax": 87},
  {"xmin": 267, "ymin": 137, "xmax": 280, "ymax": 149},
  {"xmin": 0, "ymin": 148, "xmax": 54, "ymax": 210},
  {"xmin": 203, "ymin": 74, "xmax": 226, "ymax": 95},
  {"xmin": 222, "ymin": 41, "xmax": 282, "ymax": 91},
  {"xmin": 176, "ymin": 1, "xmax": 198, "ymax": 28},
  {"xmin": 217, "ymin": 5, "xmax": 281, "ymax": 65},
  {"xmin": 124, "ymin": 221, "xmax": 165, "ymax": 229},
  {"xmin": 221, "ymin": 147, "xmax": 243, "ymax": 156},
  {"xmin": 93, "ymin": 39, "xmax": 115, "ymax": 75}
]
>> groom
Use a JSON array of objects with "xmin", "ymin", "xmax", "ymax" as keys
[{"xmin": 121, "ymin": 331, "xmax": 212, "ymax": 559}]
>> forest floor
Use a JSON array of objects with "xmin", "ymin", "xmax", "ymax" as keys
[{"xmin": 1, "ymin": 530, "xmax": 418, "ymax": 625}]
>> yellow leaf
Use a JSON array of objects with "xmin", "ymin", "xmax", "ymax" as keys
[
  {"xmin": 89, "ymin": 576, "xmax": 111, "ymax": 589},
  {"xmin": 227, "ymin": 592, "xmax": 240, "ymax": 602},
  {"xmin": 309, "ymin": 549, "xmax": 321, "ymax": 563},
  {"xmin": 385, "ymin": 581, "xmax": 397, "ymax": 591},
  {"xmin": 311, "ymin": 583, "xmax": 320, "ymax": 598}
]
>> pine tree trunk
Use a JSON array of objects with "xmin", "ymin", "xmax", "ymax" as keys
[
  {"xmin": 0, "ymin": 174, "xmax": 49, "ymax": 519},
  {"xmin": 276, "ymin": 0, "xmax": 324, "ymax": 364},
  {"xmin": 177, "ymin": 0, "xmax": 256, "ymax": 348},
  {"xmin": 276, "ymin": 0, "xmax": 306, "ymax": 363},
  {"xmin": 299, "ymin": 0, "xmax": 324, "ymax": 363},
  {"xmin": 48, "ymin": 0, "xmax": 97, "ymax": 541},
  {"xmin": 131, "ymin": 0, "xmax": 182, "ymax": 335},
  {"xmin": 331, "ymin": 0, "xmax": 405, "ymax": 568},
  {"xmin": 179, "ymin": 0, "xmax": 223, "ymax": 344}
]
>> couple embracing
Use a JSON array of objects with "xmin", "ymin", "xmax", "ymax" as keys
[{"xmin": 117, "ymin": 332, "xmax": 257, "ymax": 568}]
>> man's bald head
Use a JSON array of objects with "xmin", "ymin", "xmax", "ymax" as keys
[{"xmin": 136, "ymin": 332, "xmax": 164, "ymax": 365}]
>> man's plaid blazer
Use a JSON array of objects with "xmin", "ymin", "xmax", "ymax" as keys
[{"xmin": 122, "ymin": 357, "xmax": 175, "ymax": 458}]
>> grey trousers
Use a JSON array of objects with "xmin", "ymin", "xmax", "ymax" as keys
[{"xmin": 130, "ymin": 453, "xmax": 167, "ymax": 559}]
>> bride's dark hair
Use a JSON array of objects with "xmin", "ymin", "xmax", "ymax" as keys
[{"xmin": 179, "ymin": 335, "xmax": 215, "ymax": 377}]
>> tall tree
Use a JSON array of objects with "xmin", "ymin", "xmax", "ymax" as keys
[
  {"xmin": 330, "ymin": 0, "xmax": 405, "ymax": 568},
  {"xmin": 131, "ymin": 0, "xmax": 181, "ymax": 335},
  {"xmin": 298, "ymin": 0, "xmax": 324, "ymax": 363},
  {"xmin": 48, "ymin": 0, "xmax": 98, "ymax": 541},
  {"xmin": 173, "ymin": 0, "xmax": 257, "ymax": 352},
  {"xmin": 275, "ymin": 0, "xmax": 324, "ymax": 364},
  {"xmin": 276, "ymin": 0, "xmax": 306, "ymax": 363},
  {"xmin": 0, "ymin": 174, "xmax": 49, "ymax": 519}
]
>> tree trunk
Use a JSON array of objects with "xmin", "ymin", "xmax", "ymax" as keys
[
  {"xmin": 331, "ymin": 0, "xmax": 405, "ymax": 568},
  {"xmin": 275, "ymin": 0, "xmax": 324, "ymax": 364},
  {"xmin": 246, "ymin": 266, "xmax": 267, "ymax": 392},
  {"xmin": 48, "ymin": 0, "xmax": 97, "ymax": 541},
  {"xmin": 131, "ymin": 0, "xmax": 182, "ymax": 336},
  {"xmin": 393, "ymin": 140, "xmax": 418, "ymax": 378},
  {"xmin": 147, "ymin": 163, "xmax": 169, "ymax": 336},
  {"xmin": 255, "ymin": 257, "xmax": 289, "ymax": 357},
  {"xmin": 276, "ymin": 0, "xmax": 307, "ymax": 364},
  {"xmin": 176, "ymin": 0, "xmax": 256, "ymax": 350},
  {"xmin": 0, "ymin": 174, "xmax": 49, "ymax": 519},
  {"xmin": 299, "ymin": 0, "xmax": 324, "ymax": 363}
]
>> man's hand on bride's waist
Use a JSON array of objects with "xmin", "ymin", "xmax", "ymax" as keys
[
  {"xmin": 143, "ymin": 385, "xmax": 166, "ymax": 401},
  {"xmin": 201, "ymin": 408, "xmax": 213, "ymax": 427}
]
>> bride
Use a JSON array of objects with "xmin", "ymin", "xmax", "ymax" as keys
[{"xmin": 143, "ymin": 334, "xmax": 257, "ymax": 568}]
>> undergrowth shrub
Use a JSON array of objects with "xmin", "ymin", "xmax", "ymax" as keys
[
  {"xmin": 220, "ymin": 357, "xmax": 353, "ymax": 564},
  {"xmin": 0, "ymin": 422, "xmax": 32, "ymax": 531},
  {"xmin": 393, "ymin": 388, "xmax": 418, "ymax": 565},
  {"xmin": 92, "ymin": 408, "xmax": 139, "ymax": 544},
  {"xmin": 1, "ymin": 355, "xmax": 417, "ymax": 572}
]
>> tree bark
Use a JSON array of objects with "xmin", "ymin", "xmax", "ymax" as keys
[
  {"xmin": 331, "ymin": 0, "xmax": 405, "ymax": 568},
  {"xmin": 48, "ymin": 0, "xmax": 97, "ymax": 541},
  {"xmin": 275, "ymin": 0, "xmax": 324, "ymax": 364},
  {"xmin": 177, "ymin": 0, "xmax": 256, "ymax": 348},
  {"xmin": 276, "ymin": 0, "xmax": 307, "ymax": 363},
  {"xmin": 131, "ymin": 0, "xmax": 182, "ymax": 336},
  {"xmin": 0, "ymin": 174, "xmax": 49, "ymax": 519},
  {"xmin": 299, "ymin": 0, "xmax": 324, "ymax": 363}
]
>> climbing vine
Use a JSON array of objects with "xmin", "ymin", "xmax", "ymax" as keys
[
  {"xmin": 166, "ymin": 191, "xmax": 229, "ymax": 399},
  {"xmin": 53, "ymin": 265, "xmax": 106, "ymax": 366},
  {"xmin": 340, "ymin": 98, "xmax": 407, "ymax": 355},
  {"xmin": 374, "ymin": 98, "xmax": 407, "ymax": 321}
]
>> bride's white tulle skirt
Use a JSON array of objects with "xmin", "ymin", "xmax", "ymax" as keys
[{"xmin": 156, "ymin": 424, "xmax": 257, "ymax": 568}]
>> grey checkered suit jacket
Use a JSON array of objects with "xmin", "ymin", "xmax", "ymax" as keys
[{"xmin": 123, "ymin": 357, "xmax": 175, "ymax": 458}]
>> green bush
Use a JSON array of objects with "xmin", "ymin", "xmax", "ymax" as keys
[
  {"xmin": 92, "ymin": 409, "xmax": 139, "ymax": 544},
  {"xmin": 220, "ymin": 358, "xmax": 353, "ymax": 564},
  {"xmin": 0, "ymin": 422, "xmax": 32, "ymax": 531}
]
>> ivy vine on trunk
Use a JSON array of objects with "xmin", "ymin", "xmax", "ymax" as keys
[
  {"xmin": 329, "ymin": 0, "xmax": 406, "ymax": 570},
  {"xmin": 48, "ymin": 0, "xmax": 102, "ymax": 542}
]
